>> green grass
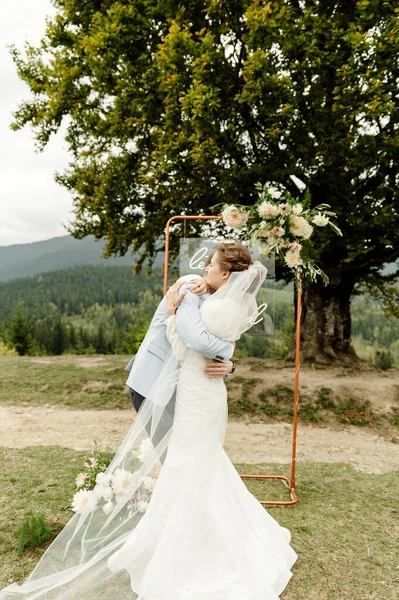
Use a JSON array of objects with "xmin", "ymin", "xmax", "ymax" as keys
[
  {"xmin": 0, "ymin": 355, "xmax": 131, "ymax": 409},
  {"xmin": 0, "ymin": 446, "xmax": 397, "ymax": 599}
]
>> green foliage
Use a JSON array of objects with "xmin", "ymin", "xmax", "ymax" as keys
[
  {"xmin": 8, "ymin": 301, "xmax": 34, "ymax": 356},
  {"xmin": 374, "ymin": 349, "xmax": 394, "ymax": 370},
  {"xmin": 0, "ymin": 265, "xmax": 163, "ymax": 321},
  {"xmin": 0, "ymin": 266, "xmax": 163, "ymax": 356},
  {"xmin": 389, "ymin": 406, "xmax": 399, "ymax": 427},
  {"xmin": 121, "ymin": 316, "xmax": 152, "ymax": 354},
  {"xmin": 17, "ymin": 512, "xmax": 54, "ymax": 557},
  {"xmin": 351, "ymin": 294, "xmax": 399, "ymax": 367},
  {"xmin": 334, "ymin": 397, "xmax": 374, "ymax": 427},
  {"xmin": 229, "ymin": 384, "xmax": 385, "ymax": 428},
  {"xmin": 0, "ymin": 340, "xmax": 17, "ymax": 356},
  {"xmin": 50, "ymin": 317, "xmax": 68, "ymax": 355}
]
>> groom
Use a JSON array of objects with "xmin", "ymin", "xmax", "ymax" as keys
[{"xmin": 125, "ymin": 250, "xmax": 236, "ymax": 460}]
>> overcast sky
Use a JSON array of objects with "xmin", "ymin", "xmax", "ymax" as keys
[{"xmin": 0, "ymin": 0, "xmax": 73, "ymax": 247}]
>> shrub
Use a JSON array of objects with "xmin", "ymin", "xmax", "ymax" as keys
[
  {"xmin": 374, "ymin": 350, "xmax": 394, "ymax": 371},
  {"xmin": 17, "ymin": 512, "xmax": 54, "ymax": 557}
]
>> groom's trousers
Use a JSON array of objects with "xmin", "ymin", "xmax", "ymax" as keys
[{"xmin": 128, "ymin": 386, "xmax": 176, "ymax": 465}]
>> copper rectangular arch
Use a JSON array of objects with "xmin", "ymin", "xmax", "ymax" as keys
[{"xmin": 164, "ymin": 215, "xmax": 300, "ymax": 506}]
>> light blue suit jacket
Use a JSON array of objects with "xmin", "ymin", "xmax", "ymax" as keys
[{"xmin": 125, "ymin": 282, "xmax": 234, "ymax": 398}]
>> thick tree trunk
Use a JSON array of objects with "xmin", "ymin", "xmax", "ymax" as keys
[{"xmin": 286, "ymin": 271, "xmax": 359, "ymax": 365}]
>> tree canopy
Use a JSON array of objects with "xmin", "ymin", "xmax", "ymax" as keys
[{"xmin": 9, "ymin": 0, "xmax": 399, "ymax": 302}]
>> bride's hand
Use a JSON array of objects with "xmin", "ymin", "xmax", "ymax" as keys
[
  {"xmin": 187, "ymin": 277, "xmax": 208, "ymax": 296},
  {"xmin": 166, "ymin": 282, "xmax": 187, "ymax": 316}
]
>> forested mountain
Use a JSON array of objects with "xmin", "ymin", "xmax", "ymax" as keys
[
  {"xmin": 0, "ymin": 264, "xmax": 293, "ymax": 359},
  {"xmin": 0, "ymin": 265, "xmax": 163, "ymax": 321},
  {"xmin": 0, "ymin": 265, "xmax": 164, "ymax": 357},
  {"xmin": 0, "ymin": 264, "xmax": 398, "ymax": 368},
  {"xmin": 0, "ymin": 235, "xmax": 164, "ymax": 282}
]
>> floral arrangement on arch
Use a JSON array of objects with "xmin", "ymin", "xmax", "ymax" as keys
[
  {"xmin": 221, "ymin": 181, "xmax": 342, "ymax": 289},
  {"xmin": 71, "ymin": 439, "xmax": 157, "ymax": 516}
]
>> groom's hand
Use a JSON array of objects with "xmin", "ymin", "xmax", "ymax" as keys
[
  {"xmin": 204, "ymin": 359, "xmax": 234, "ymax": 378},
  {"xmin": 166, "ymin": 282, "xmax": 187, "ymax": 316}
]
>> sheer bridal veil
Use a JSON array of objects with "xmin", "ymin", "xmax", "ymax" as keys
[{"xmin": 0, "ymin": 261, "xmax": 267, "ymax": 600}]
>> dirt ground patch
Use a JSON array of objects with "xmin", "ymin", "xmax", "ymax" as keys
[
  {"xmin": 238, "ymin": 358, "xmax": 399, "ymax": 416},
  {"xmin": 2, "ymin": 355, "xmax": 399, "ymax": 475},
  {"xmin": 29, "ymin": 356, "xmax": 109, "ymax": 369},
  {"xmin": 1, "ymin": 405, "xmax": 398, "ymax": 475}
]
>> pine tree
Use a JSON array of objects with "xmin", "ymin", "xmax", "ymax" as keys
[
  {"xmin": 95, "ymin": 324, "xmax": 108, "ymax": 354},
  {"xmin": 50, "ymin": 318, "xmax": 67, "ymax": 355},
  {"xmin": 8, "ymin": 301, "xmax": 34, "ymax": 356},
  {"xmin": 69, "ymin": 323, "xmax": 78, "ymax": 350}
]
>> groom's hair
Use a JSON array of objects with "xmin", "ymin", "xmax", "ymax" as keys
[{"xmin": 214, "ymin": 242, "xmax": 253, "ymax": 273}]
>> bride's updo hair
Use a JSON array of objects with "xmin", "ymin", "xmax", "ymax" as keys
[{"xmin": 215, "ymin": 242, "xmax": 253, "ymax": 273}]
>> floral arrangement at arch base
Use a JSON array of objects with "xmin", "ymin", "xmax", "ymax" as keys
[
  {"xmin": 221, "ymin": 181, "xmax": 342, "ymax": 292},
  {"xmin": 71, "ymin": 439, "xmax": 157, "ymax": 516}
]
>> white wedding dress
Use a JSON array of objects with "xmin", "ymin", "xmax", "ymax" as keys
[
  {"xmin": 107, "ymin": 296, "xmax": 298, "ymax": 599},
  {"xmin": 0, "ymin": 265, "xmax": 297, "ymax": 600}
]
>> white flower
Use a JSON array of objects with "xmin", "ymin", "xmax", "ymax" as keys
[
  {"xmin": 111, "ymin": 468, "xmax": 136, "ymax": 495},
  {"xmin": 289, "ymin": 215, "xmax": 313, "ymax": 239},
  {"xmin": 290, "ymin": 241, "xmax": 303, "ymax": 252},
  {"xmin": 95, "ymin": 472, "xmax": 106, "ymax": 485},
  {"xmin": 292, "ymin": 203, "xmax": 303, "ymax": 215},
  {"xmin": 278, "ymin": 203, "xmax": 291, "ymax": 215},
  {"xmin": 312, "ymin": 213, "xmax": 329, "ymax": 227},
  {"xmin": 258, "ymin": 201, "xmax": 280, "ymax": 219},
  {"xmin": 102, "ymin": 501, "xmax": 114, "ymax": 515},
  {"xmin": 102, "ymin": 486, "xmax": 114, "ymax": 500},
  {"xmin": 270, "ymin": 226, "xmax": 285, "ymax": 238},
  {"xmin": 268, "ymin": 188, "xmax": 282, "ymax": 199},
  {"xmin": 95, "ymin": 485, "xmax": 113, "ymax": 501},
  {"xmin": 72, "ymin": 489, "xmax": 97, "ymax": 513},
  {"xmin": 137, "ymin": 438, "xmax": 154, "ymax": 463},
  {"xmin": 137, "ymin": 500, "xmax": 149, "ymax": 513},
  {"xmin": 221, "ymin": 205, "xmax": 248, "ymax": 229},
  {"xmin": 259, "ymin": 246, "xmax": 272, "ymax": 256},
  {"xmin": 75, "ymin": 473, "xmax": 88, "ymax": 488},
  {"xmin": 143, "ymin": 476, "xmax": 156, "ymax": 491},
  {"xmin": 284, "ymin": 250, "xmax": 303, "ymax": 269}
]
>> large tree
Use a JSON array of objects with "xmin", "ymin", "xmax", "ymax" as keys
[{"xmin": 9, "ymin": 0, "xmax": 399, "ymax": 362}]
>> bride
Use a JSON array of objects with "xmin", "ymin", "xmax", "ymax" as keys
[{"xmin": 0, "ymin": 243, "xmax": 297, "ymax": 600}]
